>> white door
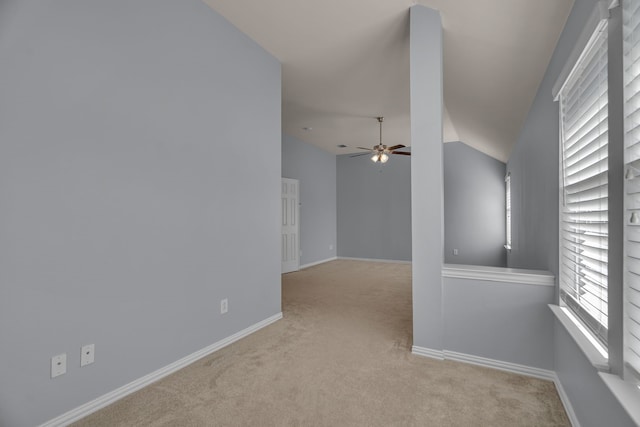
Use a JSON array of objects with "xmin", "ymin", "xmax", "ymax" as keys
[{"xmin": 282, "ymin": 178, "xmax": 299, "ymax": 273}]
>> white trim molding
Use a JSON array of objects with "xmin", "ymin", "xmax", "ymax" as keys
[
  {"xmin": 412, "ymin": 346, "xmax": 555, "ymax": 379},
  {"xmin": 442, "ymin": 350, "xmax": 555, "ymax": 381},
  {"xmin": 553, "ymin": 373, "xmax": 582, "ymax": 427},
  {"xmin": 442, "ymin": 264, "xmax": 555, "ymax": 286},
  {"xmin": 39, "ymin": 312, "xmax": 283, "ymax": 427},
  {"xmin": 338, "ymin": 257, "xmax": 412, "ymax": 265},
  {"xmin": 552, "ymin": 0, "xmax": 612, "ymax": 100},
  {"xmin": 299, "ymin": 256, "xmax": 337, "ymax": 270},
  {"xmin": 413, "ymin": 346, "xmax": 557, "ymax": 381},
  {"xmin": 411, "ymin": 345, "xmax": 444, "ymax": 360},
  {"xmin": 549, "ymin": 304, "xmax": 609, "ymax": 371}
]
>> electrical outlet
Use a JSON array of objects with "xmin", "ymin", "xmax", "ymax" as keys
[
  {"xmin": 51, "ymin": 354, "xmax": 66, "ymax": 378},
  {"xmin": 453, "ymin": 249, "xmax": 459, "ymax": 255},
  {"xmin": 329, "ymin": 244, "xmax": 334, "ymax": 251},
  {"xmin": 220, "ymin": 298, "xmax": 228, "ymax": 314},
  {"xmin": 80, "ymin": 344, "xmax": 95, "ymax": 367}
]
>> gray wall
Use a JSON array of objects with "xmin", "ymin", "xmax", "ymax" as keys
[
  {"xmin": 443, "ymin": 277, "xmax": 554, "ymax": 370},
  {"xmin": 508, "ymin": 0, "xmax": 634, "ymax": 424},
  {"xmin": 507, "ymin": 0, "xmax": 584, "ymax": 272},
  {"xmin": 282, "ymin": 134, "xmax": 337, "ymax": 267},
  {"xmin": 0, "ymin": 1, "xmax": 281, "ymax": 426},
  {"xmin": 336, "ymin": 140, "xmax": 506, "ymax": 267},
  {"xmin": 444, "ymin": 142, "xmax": 506, "ymax": 267},
  {"xmin": 410, "ymin": 5, "xmax": 444, "ymax": 352},
  {"xmin": 336, "ymin": 152, "xmax": 411, "ymax": 261}
]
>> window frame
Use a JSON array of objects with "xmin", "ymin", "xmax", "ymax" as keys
[
  {"xmin": 505, "ymin": 172, "xmax": 512, "ymax": 251},
  {"xmin": 557, "ymin": 16, "xmax": 610, "ymax": 351},
  {"xmin": 622, "ymin": 0, "xmax": 640, "ymax": 384}
]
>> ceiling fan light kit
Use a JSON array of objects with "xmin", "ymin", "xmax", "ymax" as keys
[
  {"xmin": 351, "ymin": 116, "xmax": 411, "ymax": 163},
  {"xmin": 372, "ymin": 152, "xmax": 389, "ymax": 163}
]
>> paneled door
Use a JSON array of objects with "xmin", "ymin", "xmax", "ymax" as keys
[{"xmin": 281, "ymin": 178, "xmax": 299, "ymax": 273}]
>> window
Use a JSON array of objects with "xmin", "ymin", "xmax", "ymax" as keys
[
  {"xmin": 558, "ymin": 19, "xmax": 609, "ymax": 348},
  {"xmin": 505, "ymin": 173, "xmax": 512, "ymax": 250},
  {"xmin": 623, "ymin": 0, "xmax": 640, "ymax": 381}
]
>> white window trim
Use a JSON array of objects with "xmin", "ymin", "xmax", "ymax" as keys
[
  {"xmin": 505, "ymin": 172, "xmax": 512, "ymax": 251},
  {"xmin": 622, "ymin": 0, "xmax": 640, "ymax": 386},
  {"xmin": 557, "ymin": 16, "xmax": 609, "ymax": 351},
  {"xmin": 549, "ymin": 0, "xmax": 640, "ymax": 421},
  {"xmin": 550, "ymin": 304, "xmax": 609, "ymax": 370},
  {"xmin": 552, "ymin": 0, "xmax": 615, "ymax": 100}
]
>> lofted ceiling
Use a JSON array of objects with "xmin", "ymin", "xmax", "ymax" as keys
[{"xmin": 203, "ymin": 0, "xmax": 574, "ymax": 162}]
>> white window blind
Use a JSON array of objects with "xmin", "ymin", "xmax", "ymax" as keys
[
  {"xmin": 506, "ymin": 173, "xmax": 512, "ymax": 249},
  {"xmin": 559, "ymin": 19, "xmax": 609, "ymax": 348},
  {"xmin": 623, "ymin": 0, "xmax": 640, "ymax": 380}
]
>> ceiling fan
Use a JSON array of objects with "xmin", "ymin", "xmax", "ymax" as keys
[{"xmin": 351, "ymin": 117, "xmax": 411, "ymax": 163}]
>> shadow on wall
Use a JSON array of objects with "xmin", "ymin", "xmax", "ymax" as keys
[{"xmin": 444, "ymin": 141, "xmax": 507, "ymax": 267}]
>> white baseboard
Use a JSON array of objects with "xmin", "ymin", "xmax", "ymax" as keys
[
  {"xmin": 40, "ymin": 312, "xmax": 283, "ymax": 427},
  {"xmin": 299, "ymin": 256, "xmax": 337, "ymax": 270},
  {"xmin": 553, "ymin": 373, "xmax": 581, "ymax": 427},
  {"xmin": 412, "ymin": 347, "xmax": 555, "ymax": 380},
  {"xmin": 411, "ymin": 345, "xmax": 444, "ymax": 360},
  {"xmin": 338, "ymin": 257, "xmax": 412, "ymax": 265},
  {"xmin": 442, "ymin": 350, "xmax": 555, "ymax": 381}
]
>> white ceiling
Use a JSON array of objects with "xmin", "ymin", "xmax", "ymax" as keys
[{"xmin": 203, "ymin": 0, "xmax": 574, "ymax": 162}]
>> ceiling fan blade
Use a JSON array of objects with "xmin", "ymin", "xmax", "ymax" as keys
[
  {"xmin": 387, "ymin": 144, "xmax": 406, "ymax": 151},
  {"xmin": 356, "ymin": 147, "xmax": 375, "ymax": 151},
  {"xmin": 350, "ymin": 152, "xmax": 373, "ymax": 158},
  {"xmin": 391, "ymin": 151, "xmax": 411, "ymax": 156}
]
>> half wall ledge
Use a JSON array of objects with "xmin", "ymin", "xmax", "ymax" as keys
[{"xmin": 442, "ymin": 264, "xmax": 555, "ymax": 286}]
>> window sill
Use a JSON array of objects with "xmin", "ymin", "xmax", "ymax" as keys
[
  {"xmin": 551, "ymin": 307, "xmax": 640, "ymax": 425},
  {"xmin": 549, "ymin": 304, "xmax": 609, "ymax": 371},
  {"xmin": 599, "ymin": 372, "xmax": 640, "ymax": 426}
]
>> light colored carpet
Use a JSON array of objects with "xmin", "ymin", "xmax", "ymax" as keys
[{"xmin": 73, "ymin": 260, "xmax": 570, "ymax": 426}]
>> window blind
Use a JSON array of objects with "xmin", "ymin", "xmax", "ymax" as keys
[
  {"xmin": 559, "ymin": 19, "xmax": 609, "ymax": 348},
  {"xmin": 623, "ymin": 0, "xmax": 640, "ymax": 379},
  {"xmin": 506, "ymin": 173, "xmax": 512, "ymax": 249}
]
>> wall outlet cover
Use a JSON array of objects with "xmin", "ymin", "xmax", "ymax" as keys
[
  {"xmin": 51, "ymin": 354, "xmax": 67, "ymax": 378},
  {"xmin": 221, "ymin": 298, "xmax": 228, "ymax": 314},
  {"xmin": 80, "ymin": 344, "xmax": 95, "ymax": 367}
]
